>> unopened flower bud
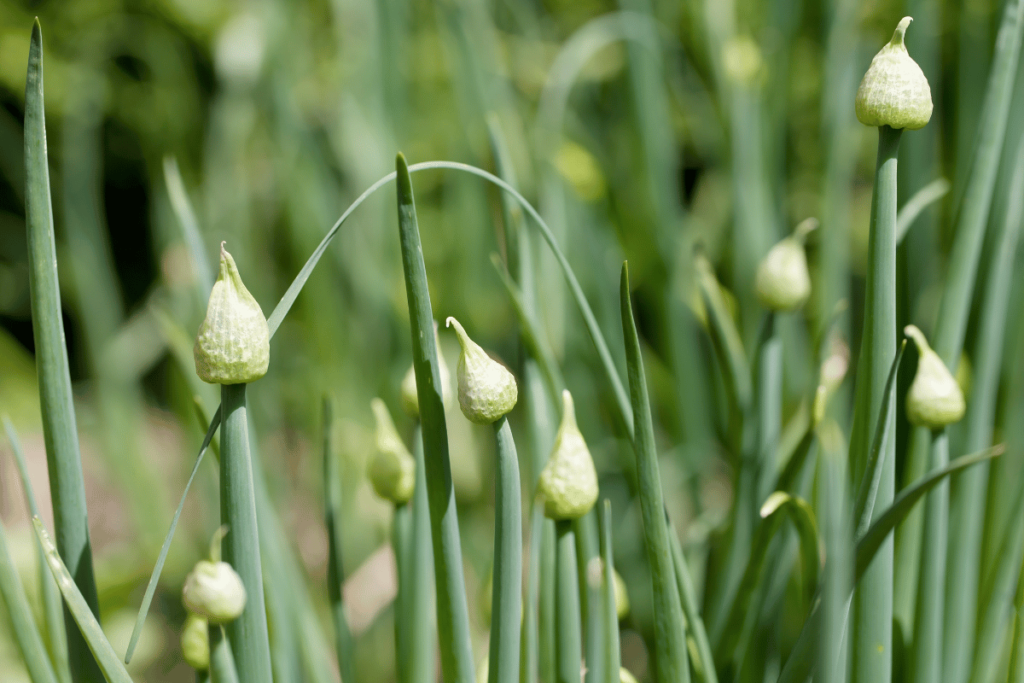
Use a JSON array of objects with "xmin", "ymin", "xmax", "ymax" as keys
[
  {"xmin": 182, "ymin": 560, "xmax": 247, "ymax": 624},
  {"xmin": 401, "ymin": 323, "xmax": 452, "ymax": 417},
  {"xmin": 538, "ymin": 390, "xmax": 598, "ymax": 520},
  {"xmin": 905, "ymin": 325, "xmax": 966, "ymax": 429},
  {"xmin": 856, "ymin": 17, "xmax": 933, "ymax": 130},
  {"xmin": 194, "ymin": 244, "xmax": 270, "ymax": 384},
  {"xmin": 446, "ymin": 317, "xmax": 517, "ymax": 424},
  {"xmin": 755, "ymin": 219, "xmax": 816, "ymax": 311},
  {"xmin": 181, "ymin": 614, "xmax": 210, "ymax": 671},
  {"xmin": 368, "ymin": 399, "xmax": 415, "ymax": 505}
]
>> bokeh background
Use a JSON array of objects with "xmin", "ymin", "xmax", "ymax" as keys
[{"xmin": 0, "ymin": 0, "xmax": 1021, "ymax": 681}]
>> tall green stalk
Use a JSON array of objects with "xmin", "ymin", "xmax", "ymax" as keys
[
  {"xmin": 599, "ymin": 502, "xmax": 620, "ymax": 683},
  {"xmin": 409, "ymin": 425, "xmax": 435, "ymax": 683},
  {"xmin": 849, "ymin": 124, "xmax": 902, "ymax": 683},
  {"xmin": 323, "ymin": 397, "xmax": 356, "ymax": 683},
  {"xmin": 395, "ymin": 153, "xmax": 474, "ymax": 683},
  {"xmin": 219, "ymin": 383, "xmax": 272, "ymax": 683},
  {"xmin": 555, "ymin": 520, "xmax": 582, "ymax": 683},
  {"xmin": 489, "ymin": 417, "xmax": 523, "ymax": 683},
  {"xmin": 23, "ymin": 20, "xmax": 102, "ymax": 683}
]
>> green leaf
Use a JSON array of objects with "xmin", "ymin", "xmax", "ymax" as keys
[
  {"xmin": 894, "ymin": 177, "xmax": 950, "ymax": 244},
  {"xmin": 395, "ymin": 153, "xmax": 475, "ymax": 683},
  {"xmin": 32, "ymin": 518, "xmax": 132, "ymax": 683},
  {"xmin": 23, "ymin": 20, "xmax": 102, "ymax": 683},
  {"xmin": 621, "ymin": 262, "xmax": 689, "ymax": 682},
  {"xmin": 0, "ymin": 517, "xmax": 59, "ymax": 683}
]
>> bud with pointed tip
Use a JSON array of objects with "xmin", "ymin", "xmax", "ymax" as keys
[
  {"xmin": 182, "ymin": 560, "xmax": 247, "ymax": 624},
  {"xmin": 368, "ymin": 399, "xmax": 416, "ymax": 505},
  {"xmin": 538, "ymin": 390, "xmax": 599, "ymax": 520},
  {"xmin": 194, "ymin": 244, "xmax": 270, "ymax": 384},
  {"xmin": 446, "ymin": 317, "xmax": 517, "ymax": 424},
  {"xmin": 181, "ymin": 614, "xmax": 210, "ymax": 671},
  {"xmin": 856, "ymin": 17, "xmax": 933, "ymax": 130},
  {"xmin": 401, "ymin": 323, "xmax": 452, "ymax": 417},
  {"xmin": 904, "ymin": 325, "xmax": 966, "ymax": 429},
  {"xmin": 755, "ymin": 218, "xmax": 816, "ymax": 311}
]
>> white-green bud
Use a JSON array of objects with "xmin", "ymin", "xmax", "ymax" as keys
[
  {"xmin": 586, "ymin": 557, "xmax": 630, "ymax": 619},
  {"xmin": 620, "ymin": 668, "xmax": 640, "ymax": 683},
  {"xmin": 181, "ymin": 614, "xmax": 210, "ymax": 671},
  {"xmin": 368, "ymin": 398, "xmax": 415, "ymax": 505},
  {"xmin": 856, "ymin": 17, "xmax": 933, "ymax": 130},
  {"xmin": 400, "ymin": 323, "xmax": 452, "ymax": 417},
  {"xmin": 446, "ymin": 317, "xmax": 518, "ymax": 424},
  {"xmin": 182, "ymin": 560, "xmax": 247, "ymax": 624},
  {"xmin": 194, "ymin": 244, "xmax": 270, "ymax": 384},
  {"xmin": 538, "ymin": 390, "xmax": 599, "ymax": 520},
  {"xmin": 755, "ymin": 218, "xmax": 816, "ymax": 311},
  {"xmin": 905, "ymin": 325, "xmax": 966, "ymax": 429}
]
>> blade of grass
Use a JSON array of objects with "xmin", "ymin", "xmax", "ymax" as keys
[
  {"xmin": 4, "ymin": 416, "xmax": 69, "ymax": 682},
  {"xmin": 395, "ymin": 153, "xmax": 474, "ymax": 683},
  {"xmin": 599, "ymin": 501, "xmax": 620, "ymax": 683},
  {"xmin": 23, "ymin": 20, "xmax": 102, "ymax": 683},
  {"xmin": 0, "ymin": 517, "xmax": 60, "ymax": 683},
  {"xmin": 849, "ymin": 122, "xmax": 902, "ymax": 683},
  {"xmin": 163, "ymin": 155, "xmax": 212, "ymax": 295},
  {"xmin": 621, "ymin": 262, "xmax": 689, "ymax": 682},
  {"xmin": 556, "ymin": 520, "xmax": 582, "ymax": 683},
  {"xmin": 323, "ymin": 396, "xmax": 356, "ymax": 683},
  {"xmin": 489, "ymin": 418, "xmax": 522, "ymax": 683},
  {"xmin": 894, "ymin": 178, "xmax": 950, "ymax": 244},
  {"xmin": 668, "ymin": 520, "xmax": 717, "ymax": 683},
  {"xmin": 32, "ymin": 518, "xmax": 132, "ymax": 683},
  {"xmin": 209, "ymin": 625, "xmax": 241, "ymax": 683}
]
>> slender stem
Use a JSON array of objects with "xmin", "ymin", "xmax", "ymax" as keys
[
  {"xmin": 668, "ymin": 525, "xmax": 717, "ymax": 683},
  {"xmin": 911, "ymin": 430, "xmax": 949, "ymax": 683},
  {"xmin": 818, "ymin": 423, "xmax": 851, "ymax": 683},
  {"xmin": 489, "ymin": 418, "xmax": 522, "ymax": 683},
  {"xmin": 394, "ymin": 502, "xmax": 412, "ymax": 683},
  {"xmin": 575, "ymin": 513, "xmax": 602, "ymax": 683},
  {"xmin": 599, "ymin": 502, "xmax": 620, "ymax": 683},
  {"xmin": 324, "ymin": 397, "xmax": 356, "ymax": 683},
  {"xmin": 409, "ymin": 425, "xmax": 436, "ymax": 683},
  {"xmin": 555, "ymin": 521, "xmax": 582, "ymax": 683},
  {"xmin": 540, "ymin": 520, "xmax": 558, "ymax": 683},
  {"xmin": 208, "ymin": 625, "xmax": 240, "ymax": 683},
  {"xmin": 1008, "ymin": 547, "xmax": 1024, "ymax": 683},
  {"xmin": 850, "ymin": 124, "xmax": 901, "ymax": 683},
  {"xmin": 219, "ymin": 383, "xmax": 272, "ymax": 683}
]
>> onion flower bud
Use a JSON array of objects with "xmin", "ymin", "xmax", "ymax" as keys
[
  {"xmin": 538, "ymin": 390, "xmax": 598, "ymax": 520},
  {"xmin": 446, "ymin": 317, "xmax": 517, "ymax": 424},
  {"xmin": 368, "ymin": 398, "xmax": 415, "ymax": 505},
  {"xmin": 856, "ymin": 17, "xmax": 933, "ymax": 130},
  {"xmin": 905, "ymin": 325, "xmax": 966, "ymax": 429}
]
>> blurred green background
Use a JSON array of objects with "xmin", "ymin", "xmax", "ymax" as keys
[{"xmin": 0, "ymin": 0, "xmax": 1019, "ymax": 681}]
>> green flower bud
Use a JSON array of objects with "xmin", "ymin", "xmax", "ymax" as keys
[
  {"xmin": 613, "ymin": 567, "xmax": 629, "ymax": 620},
  {"xmin": 446, "ymin": 317, "xmax": 518, "ymax": 424},
  {"xmin": 755, "ymin": 218, "xmax": 816, "ymax": 311},
  {"xmin": 182, "ymin": 559, "xmax": 247, "ymax": 624},
  {"xmin": 620, "ymin": 668, "xmax": 640, "ymax": 683},
  {"xmin": 905, "ymin": 325, "xmax": 966, "ymax": 429},
  {"xmin": 368, "ymin": 398, "xmax": 415, "ymax": 504},
  {"xmin": 538, "ymin": 390, "xmax": 599, "ymax": 520},
  {"xmin": 723, "ymin": 36, "xmax": 764, "ymax": 86},
  {"xmin": 194, "ymin": 244, "xmax": 270, "ymax": 384},
  {"xmin": 400, "ymin": 323, "xmax": 452, "ymax": 417},
  {"xmin": 181, "ymin": 614, "xmax": 210, "ymax": 671},
  {"xmin": 855, "ymin": 17, "xmax": 933, "ymax": 130}
]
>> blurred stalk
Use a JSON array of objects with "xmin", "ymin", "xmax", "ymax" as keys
[
  {"xmin": 599, "ymin": 502, "xmax": 620, "ymax": 683},
  {"xmin": 394, "ymin": 500, "xmax": 412, "ymax": 683},
  {"xmin": 555, "ymin": 521, "xmax": 582, "ymax": 683},
  {"xmin": 209, "ymin": 625, "xmax": 241, "ymax": 683},
  {"xmin": 819, "ymin": 421, "xmax": 851, "ymax": 683},
  {"xmin": 219, "ymin": 383, "xmax": 273, "ymax": 683},
  {"xmin": 324, "ymin": 397, "xmax": 356, "ymax": 683},
  {"xmin": 1007, "ymin": 549, "xmax": 1024, "ymax": 683},
  {"xmin": 575, "ymin": 514, "xmax": 602, "ymax": 683},
  {"xmin": 540, "ymin": 521, "xmax": 558, "ymax": 683},
  {"xmin": 849, "ymin": 124, "xmax": 902, "ymax": 683},
  {"xmin": 23, "ymin": 22, "xmax": 103, "ymax": 683},
  {"xmin": 409, "ymin": 425, "xmax": 436, "ymax": 683}
]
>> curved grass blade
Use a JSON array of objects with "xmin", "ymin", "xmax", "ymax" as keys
[
  {"xmin": 668, "ymin": 519, "xmax": 718, "ymax": 683},
  {"xmin": 33, "ymin": 518, "xmax": 132, "ymax": 683},
  {"xmin": 621, "ymin": 262, "xmax": 689, "ymax": 682},
  {"xmin": 852, "ymin": 339, "xmax": 906, "ymax": 537},
  {"xmin": 163, "ymin": 155, "xmax": 212, "ymax": 295},
  {"xmin": 23, "ymin": 21, "xmax": 102, "ymax": 683},
  {"xmin": 855, "ymin": 446, "xmax": 1004, "ymax": 582},
  {"xmin": 694, "ymin": 254, "xmax": 752, "ymax": 415},
  {"xmin": 396, "ymin": 153, "xmax": 474, "ymax": 683},
  {"xmin": 489, "ymin": 418, "xmax": 522, "ymax": 683},
  {"xmin": 323, "ymin": 396, "xmax": 356, "ymax": 683},
  {"xmin": 0, "ymin": 517, "xmax": 59, "ymax": 683},
  {"xmin": 894, "ymin": 177, "xmax": 950, "ymax": 244},
  {"xmin": 599, "ymin": 501, "xmax": 621, "ymax": 683},
  {"xmin": 4, "ymin": 416, "xmax": 69, "ymax": 682}
]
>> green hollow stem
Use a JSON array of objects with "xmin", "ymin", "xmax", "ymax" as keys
[
  {"xmin": 621, "ymin": 263, "xmax": 689, "ymax": 682},
  {"xmin": 540, "ymin": 519, "xmax": 558, "ymax": 683},
  {"xmin": 23, "ymin": 21, "xmax": 102, "ymax": 683},
  {"xmin": 575, "ymin": 513, "xmax": 602, "ymax": 683},
  {"xmin": 489, "ymin": 417, "xmax": 522, "ymax": 683},
  {"xmin": 910, "ymin": 430, "xmax": 949, "ymax": 683},
  {"xmin": 556, "ymin": 520, "xmax": 582, "ymax": 683},
  {"xmin": 819, "ymin": 422, "xmax": 851, "ymax": 683},
  {"xmin": 219, "ymin": 383, "xmax": 272, "ymax": 683},
  {"xmin": 394, "ymin": 501, "xmax": 413, "ymax": 683},
  {"xmin": 324, "ymin": 397, "xmax": 356, "ymax": 683},
  {"xmin": 409, "ymin": 425, "xmax": 436, "ymax": 683},
  {"xmin": 395, "ymin": 153, "xmax": 474, "ymax": 683},
  {"xmin": 599, "ymin": 501, "xmax": 620, "ymax": 683},
  {"xmin": 209, "ymin": 625, "xmax": 241, "ymax": 683},
  {"xmin": 850, "ymin": 124, "xmax": 902, "ymax": 683}
]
